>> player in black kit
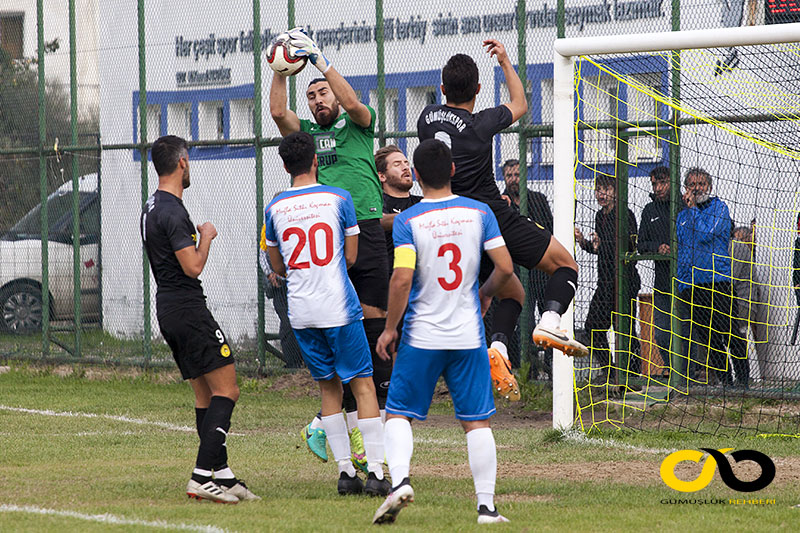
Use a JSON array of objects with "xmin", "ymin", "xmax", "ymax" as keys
[
  {"xmin": 376, "ymin": 145, "xmax": 422, "ymax": 274},
  {"xmin": 140, "ymin": 135, "xmax": 258, "ymax": 503},
  {"xmin": 417, "ymin": 40, "xmax": 587, "ymax": 400}
]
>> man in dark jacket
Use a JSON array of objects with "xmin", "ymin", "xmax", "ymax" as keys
[
  {"xmin": 575, "ymin": 176, "xmax": 641, "ymax": 383},
  {"xmin": 500, "ymin": 159, "xmax": 553, "ymax": 374},
  {"xmin": 638, "ymin": 166, "xmax": 672, "ymax": 372}
]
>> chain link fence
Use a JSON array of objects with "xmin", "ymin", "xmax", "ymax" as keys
[{"xmin": 0, "ymin": 0, "xmax": 775, "ymax": 385}]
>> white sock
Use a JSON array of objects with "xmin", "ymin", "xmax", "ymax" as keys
[
  {"xmin": 358, "ymin": 416, "xmax": 385, "ymax": 479},
  {"xmin": 321, "ymin": 413, "xmax": 356, "ymax": 477},
  {"xmin": 346, "ymin": 410, "xmax": 359, "ymax": 434},
  {"xmin": 309, "ymin": 415, "xmax": 323, "ymax": 431},
  {"xmin": 467, "ymin": 427, "xmax": 496, "ymax": 511},
  {"xmin": 380, "ymin": 409, "xmax": 386, "ymax": 424},
  {"xmin": 490, "ymin": 341, "xmax": 509, "ymax": 361},
  {"xmin": 384, "ymin": 418, "xmax": 413, "ymax": 485},
  {"xmin": 539, "ymin": 310, "xmax": 561, "ymax": 330},
  {"xmin": 214, "ymin": 467, "xmax": 235, "ymax": 480}
]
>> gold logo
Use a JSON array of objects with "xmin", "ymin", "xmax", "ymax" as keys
[
  {"xmin": 660, "ymin": 448, "xmax": 775, "ymax": 493},
  {"xmin": 220, "ymin": 344, "xmax": 231, "ymax": 357}
]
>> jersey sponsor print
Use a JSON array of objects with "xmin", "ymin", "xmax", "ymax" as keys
[
  {"xmin": 264, "ymin": 184, "xmax": 362, "ymax": 329},
  {"xmin": 392, "ymin": 195, "xmax": 505, "ymax": 349}
]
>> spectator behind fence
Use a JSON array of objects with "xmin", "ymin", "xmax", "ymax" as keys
[
  {"xmin": 500, "ymin": 158, "xmax": 553, "ymax": 375},
  {"xmin": 730, "ymin": 223, "xmax": 769, "ymax": 386},
  {"xmin": 675, "ymin": 167, "xmax": 743, "ymax": 387},
  {"xmin": 575, "ymin": 175, "xmax": 641, "ymax": 384},
  {"xmin": 638, "ymin": 165, "xmax": 672, "ymax": 370}
]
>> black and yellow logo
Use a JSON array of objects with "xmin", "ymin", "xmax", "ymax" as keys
[
  {"xmin": 220, "ymin": 344, "xmax": 231, "ymax": 358},
  {"xmin": 660, "ymin": 448, "xmax": 775, "ymax": 493}
]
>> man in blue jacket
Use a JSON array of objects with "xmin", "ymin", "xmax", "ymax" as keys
[{"xmin": 675, "ymin": 167, "xmax": 742, "ymax": 387}]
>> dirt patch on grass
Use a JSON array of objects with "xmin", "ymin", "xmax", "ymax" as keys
[{"xmin": 268, "ymin": 370, "xmax": 319, "ymax": 399}]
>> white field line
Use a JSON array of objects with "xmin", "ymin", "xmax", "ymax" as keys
[
  {"xmin": 0, "ymin": 504, "xmax": 229, "ymax": 533},
  {"xmin": 562, "ymin": 430, "xmax": 677, "ymax": 455},
  {"xmin": 0, "ymin": 405, "xmax": 196, "ymax": 432}
]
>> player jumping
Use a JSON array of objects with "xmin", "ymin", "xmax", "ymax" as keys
[{"xmin": 417, "ymin": 40, "xmax": 588, "ymax": 402}]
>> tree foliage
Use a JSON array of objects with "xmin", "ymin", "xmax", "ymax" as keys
[{"xmin": 0, "ymin": 40, "xmax": 99, "ymax": 231}]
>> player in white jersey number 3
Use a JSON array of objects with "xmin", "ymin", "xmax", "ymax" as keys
[{"xmin": 372, "ymin": 139, "xmax": 513, "ymax": 525}]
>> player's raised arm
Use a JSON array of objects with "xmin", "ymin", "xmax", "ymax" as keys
[
  {"xmin": 484, "ymin": 39, "xmax": 528, "ymax": 122},
  {"xmin": 269, "ymin": 72, "xmax": 301, "ymax": 136},
  {"xmin": 288, "ymin": 27, "xmax": 372, "ymax": 128}
]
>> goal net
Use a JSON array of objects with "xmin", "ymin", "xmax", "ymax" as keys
[{"xmin": 552, "ymin": 23, "xmax": 800, "ymax": 436}]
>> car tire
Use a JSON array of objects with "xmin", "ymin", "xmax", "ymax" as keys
[{"xmin": 0, "ymin": 283, "xmax": 44, "ymax": 334}]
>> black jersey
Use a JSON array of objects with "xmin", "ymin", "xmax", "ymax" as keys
[
  {"xmin": 140, "ymin": 190, "xmax": 205, "ymax": 314},
  {"xmin": 383, "ymin": 192, "xmax": 422, "ymax": 273},
  {"xmin": 417, "ymin": 104, "xmax": 513, "ymax": 204}
]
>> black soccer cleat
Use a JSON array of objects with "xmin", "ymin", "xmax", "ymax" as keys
[
  {"xmin": 365, "ymin": 472, "xmax": 391, "ymax": 497},
  {"xmin": 337, "ymin": 471, "xmax": 364, "ymax": 495}
]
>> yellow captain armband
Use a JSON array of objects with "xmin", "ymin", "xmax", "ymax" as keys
[{"xmin": 394, "ymin": 247, "xmax": 416, "ymax": 270}]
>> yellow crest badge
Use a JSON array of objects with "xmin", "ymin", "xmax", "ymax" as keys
[{"xmin": 220, "ymin": 344, "xmax": 231, "ymax": 357}]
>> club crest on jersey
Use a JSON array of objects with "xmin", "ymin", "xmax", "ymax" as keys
[{"xmin": 220, "ymin": 344, "xmax": 231, "ymax": 357}]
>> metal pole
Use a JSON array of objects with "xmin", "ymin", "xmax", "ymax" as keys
[
  {"xmin": 516, "ymin": 0, "xmax": 533, "ymax": 371},
  {"xmin": 551, "ymin": 50, "xmax": 575, "ymax": 430},
  {"xmin": 138, "ymin": 0, "xmax": 152, "ymax": 365},
  {"xmin": 255, "ymin": 0, "xmax": 266, "ymax": 370},
  {"xmin": 69, "ymin": 0, "xmax": 82, "ymax": 357},
  {"xmin": 615, "ymin": 130, "xmax": 632, "ymax": 386},
  {"xmin": 668, "ymin": 0, "xmax": 684, "ymax": 391},
  {"xmin": 376, "ymin": 0, "xmax": 386, "ymax": 147},
  {"xmin": 37, "ymin": 0, "xmax": 50, "ymax": 355}
]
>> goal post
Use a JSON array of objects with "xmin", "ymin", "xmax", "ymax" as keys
[{"xmin": 551, "ymin": 23, "xmax": 800, "ymax": 432}]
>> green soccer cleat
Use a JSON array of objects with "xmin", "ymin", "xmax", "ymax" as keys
[
  {"xmin": 302, "ymin": 423, "xmax": 328, "ymax": 462},
  {"xmin": 349, "ymin": 427, "xmax": 369, "ymax": 474}
]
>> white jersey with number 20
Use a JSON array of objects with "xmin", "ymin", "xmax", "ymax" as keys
[
  {"xmin": 392, "ymin": 195, "xmax": 505, "ymax": 350},
  {"xmin": 264, "ymin": 184, "xmax": 362, "ymax": 329}
]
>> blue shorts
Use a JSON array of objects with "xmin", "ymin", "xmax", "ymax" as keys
[
  {"xmin": 385, "ymin": 342, "xmax": 495, "ymax": 421},
  {"xmin": 293, "ymin": 321, "xmax": 373, "ymax": 383}
]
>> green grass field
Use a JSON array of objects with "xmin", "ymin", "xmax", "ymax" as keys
[{"xmin": 1, "ymin": 363, "xmax": 799, "ymax": 532}]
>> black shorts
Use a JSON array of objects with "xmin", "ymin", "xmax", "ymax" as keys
[
  {"xmin": 348, "ymin": 219, "xmax": 389, "ymax": 310},
  {"xmin": 158, "ymin": 306, "xmax": 235, "ymax": 380},
  {"xmin": 479, "ymin": 200, "xmax": 553, "ymax": 282}
]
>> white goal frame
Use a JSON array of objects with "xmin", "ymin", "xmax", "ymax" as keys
[{"xmin": 551, "ymin": 22, "xmax": 800, "ymax": 430}]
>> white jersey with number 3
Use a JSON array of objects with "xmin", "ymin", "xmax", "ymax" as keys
[
  {"xmin": 264, "ymin": 184, "xmax": 362, "ymax": 329},
  {"xmin": 392, "ymin": 195, "xmax": 504, "ymax": 350}
]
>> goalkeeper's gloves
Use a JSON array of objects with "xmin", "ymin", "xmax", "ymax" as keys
[{"xmin": 287, "ymin": 27, "xmax": 331, "ymax": 74}]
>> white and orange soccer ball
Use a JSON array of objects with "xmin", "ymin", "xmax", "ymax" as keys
[{"xmin": 267, "ymin": 35, "xmax": 307, "ymax": 77}]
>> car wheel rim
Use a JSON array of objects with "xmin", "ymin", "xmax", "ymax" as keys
[{"xmin": 2, "ymin": 291, "xmax": 43, "ymax": 332}]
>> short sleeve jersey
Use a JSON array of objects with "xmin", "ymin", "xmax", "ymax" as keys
[
  {"xmin": 300, "ymin": 107, "xmax": 382, "ymax": 221},
  {"xmin": 417, "ymin": 104, "xmax": 514, "ymax": 203},
  {"xmin": 140, "ymin": 190, "xmax": 205, "ymax": 314},
  {"xmin": 392, "ymin": 195, "xmax": 505, "ymax": 349},
  {"xmin": 264, "ymin": 184, "xmax": 362, "ymax": 329}
]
